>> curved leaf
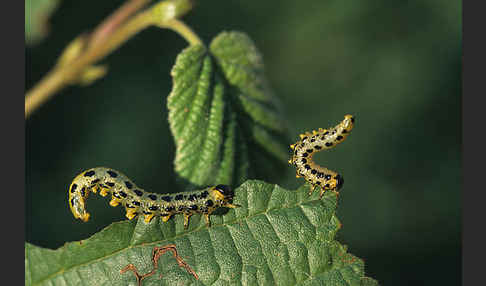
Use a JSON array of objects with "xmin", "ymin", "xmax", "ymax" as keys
[
  {"xmin": 167, "ymin": 31, "xmax": 289, "ymax": 188},
  {"xmin": 25, "ymin": 180, "xmax": 378, "ymax": 286}
]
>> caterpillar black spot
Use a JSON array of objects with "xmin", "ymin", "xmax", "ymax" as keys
[
  {"xmin": 288, "ymin": 114, "xmax": 355, "ymax": 197},
  {"xmin": 68, "ymin": 167, "xmax": 237, "ymax": 228}
]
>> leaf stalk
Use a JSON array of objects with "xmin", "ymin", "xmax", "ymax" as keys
[{"xmin": 25, "ymin": 0, "xmax": 198, "ymax": 118}]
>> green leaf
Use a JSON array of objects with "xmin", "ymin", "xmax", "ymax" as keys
[
  {"xmin": 25, "ymin": 180, "xmax": 379, "ymax": 286},
  {"xmin": 25, "ymin": 0, "xmax": 61, "ymax": 45},
  {"xmin": 167, "ymin": 31, "xmax": 289, "ymax": 188}
]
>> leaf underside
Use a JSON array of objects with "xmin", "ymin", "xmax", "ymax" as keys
[
  {"xmin": 25, "ymin": 180, "xmax": 379, "ymax": 286},
  {"xmin": 167, "ymin": 31, "xmax": 289, "ymax": 188}
]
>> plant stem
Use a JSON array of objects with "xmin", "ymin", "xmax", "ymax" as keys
[
  {"xmin": 25, "ymin": 0, "xmax": 197, "ymax": 118},
  {"xmin": 158, "ymin": 19, "xmax": 202, "ymax": 45},
  {"xmin": 88, "ymin": 0, "xmax": 151, "ymax": 48},
  {"xmin": 24, "ymin": 69, "xmax": 69, "ymax": 117},
  {"xmin": 24, "ymin": 12, "xmax": 153, "ymax": 118}
]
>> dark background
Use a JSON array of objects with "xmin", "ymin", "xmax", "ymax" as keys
[{"xmin": 25, "ymin": 1, "xmax": 461, "ymax": 285}]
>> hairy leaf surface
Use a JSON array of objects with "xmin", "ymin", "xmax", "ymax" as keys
[
  {"xmin": 26, "ymin": 180, "xmax": 378, "ymax": 286},
  {"xmin": 167, "ymin": 32, "xmax": 289, "ymax": 188}
]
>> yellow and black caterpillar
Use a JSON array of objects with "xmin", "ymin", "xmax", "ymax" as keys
[
  {"xmin": 288, "ymin": 114, "xmax": 355, "ymax": 197},
  {"xmin": 68, "ymin": 167, "xmax": 237, "ymax": 228}
]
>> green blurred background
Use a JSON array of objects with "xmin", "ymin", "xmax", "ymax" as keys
[{"xmin": 26, "ymin": 0, "xmax": 461, "ymax": 285}]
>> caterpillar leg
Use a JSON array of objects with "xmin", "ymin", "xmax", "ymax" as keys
[
  {"xmin": 125, "ymin": 209, "xmax": 138, "ymax": 220},
  {"xmin": 79, "ymin": 212, "xmax": 90, "ymax": 222},
  {"xmin": 204, "ymin": 214, "xmax": 211, "ymax": 227},
  {"xmin": 90, "ymin": 184, "xmax": 109, "ymax": 197},
  {"xmin": 183, "ymin": 213, "xmax": 192, "ymax": 229},
  {"xmin": 99, "ymin": 187, "xmax": 110, "ymax": 197},
  {"xmin": 225, "ymin": 203, "xmax": 239, "ymax": 209},
  {"xmin": 308, "ymin": 185, "xmax": 316, "ymax": 196},
  {"xmin": 161, "ymin": 214, "xmax": 171, "ymax": 223},
  {"xmin": 109, "ymin": 196, "xmax": 122, "ymax": 207},
  {"xmin": 319, "ymin": 188, "xmax": 327, "ymax": 199},
  {"xmin": 318, "ymin": 188, "xmax": 340, "ymax": 199},
  {"xmin": 144, "ymin": 213, "xmax": 155, "ymax": 223}
]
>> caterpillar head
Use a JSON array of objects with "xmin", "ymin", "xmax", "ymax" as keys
[
  {"xmin": 69, "ymin": 193, "xmax": 91, "ymax": 222},
  {"xmin": 68, "ymin": 179, "xmax": 91, "ymax": 222},
  {"xmin": 210, "ymin": 184, "xmax": 235, "ymax": 207},
  {"xmin": 325, "ymin": 174, "xmax": 344, "ymax": 192},
  {"xmin": 335, "ymin": 174, "xmax": 344, "ymax": 191},
  {"xmin": 342, "ymin": 114, "xmax": 355, "ymax": 131}
]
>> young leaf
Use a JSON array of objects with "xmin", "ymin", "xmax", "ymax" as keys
[
  {"xmin": 25, "ymin": 180, "xmax": 379, "ymax": 286},
  {"xmin": 167, "ymin": 31, "xmax": 289, "ymax": 188}
]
